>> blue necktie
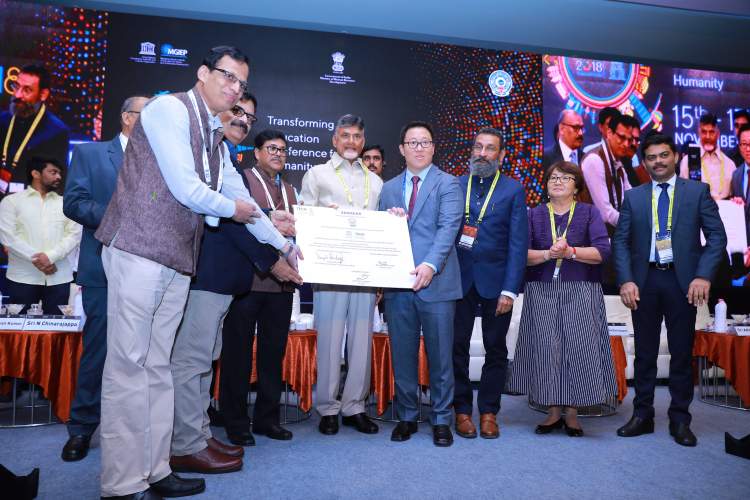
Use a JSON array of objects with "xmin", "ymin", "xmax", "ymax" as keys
[
  {"xmin": 570, "ymin": 150, "xmax": 578, "ymax": 165},
  {"xmin": 657, "ymin": 183, "xmax": 669, "ymax": 237}
]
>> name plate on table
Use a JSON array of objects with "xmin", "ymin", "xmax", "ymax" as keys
[
  {"xmin": 0, "ymin": 315, "xmax": 27, "ymax": 330},
  {"xmin": 735, "ymin": 326, "xmax": 750, "ymax": 337},
  {"xmin": 23, "ymin": 316, "xmax": 82, "ymax": 332},
  {"xmin": 294, "ymin": 205, "xmax": 416, "ymax": 288},
  {"xmin": 608, "ymin": 322, "xmax": 630, "ymax": 336}
]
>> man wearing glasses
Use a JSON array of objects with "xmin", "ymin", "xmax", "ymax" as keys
[
  {"xmin": 542, "ymin": 110, "xmax": 585, "ymax": 171},
  {"xmin": 95, "ymin": 46, "xmax": 297, "ymax": 499},
  {"xmin": 726, "ymin": 110, "xmax": 749, "ymax": 168},
  {"xmin": 300, "ymin": 114, "xmax": 383, "ymax": 437},
  {"xmin": 731, "ymin": 124, "xmax": 750, "ymax": 252},
  {"xmin": 621, "ymin": 115, "xmax": 648, "ymax": 187}
]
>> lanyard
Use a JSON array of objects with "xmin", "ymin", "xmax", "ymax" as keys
[
  {"xmin": 651, "ymin": 183, "xmax": 675, "ymax": 234},
  {"xmin": 700, "ymin": 152, "xmax": 724, "ymax": 195},
  {"xmin": 547, "ymin": 201, "xmax": 576, "ymax": 279},
  {"xmin": 186, "ymin": 90, "xmax": 223, "ymax": 190},
  {"xmin": 2, "ymin": 104, "xmax": 46, "ymax": 168},
  {"xmin": 465, "ymin": 171, "xmax": 500, "ymax": 224},
  {"xmin": 334, "ymin": 160, "xmax": 370, "ymax": 208},
  {"xmin": 251, "ymin": 167, "xmax": 289, "ymax": 211}
]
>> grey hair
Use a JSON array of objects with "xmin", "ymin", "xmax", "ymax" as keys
[
  {"xmin": 475, "ymin": 127, "xmax": 504, "ymax": 150},
  {"xmin": 557, "ymin": 109, "xmax": 580, "ymax": 125},
  {"xmin": 335, "ymin": 114, "xmax": 365, "ymax": 133},
  {"xmin": 119, "ymin": 95, "xmax": 149, "ymax": 125}
]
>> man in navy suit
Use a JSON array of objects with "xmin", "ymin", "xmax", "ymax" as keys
[
  {"xmin": 379, "ymin": 121, "xmax": 463, "ymax": 447},
  {"xmin": 452, "ymin": 128, "xmax": 528, "ymax": 440},
  {"xmin": 60, "ymin": 95, "xmax": 149, "ymax": 461},
  {"xmin": 613, "ymin": 132, "xmax": 726, "ymax": 447},
  {"xmin": 542, "ymin": 110, "xmax": 584, "ymax": 172}
]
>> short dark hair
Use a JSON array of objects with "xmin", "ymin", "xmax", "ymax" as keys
[
  {"xmin": 20, "ymin": 64, "xmax": 51, "ymax": 90},
  {"xmin": 27, "ymin": 156, "xmax": 63, "ymax": 183},
  {"xmin": 608, "ymin": 113, "xmax": 632, "ymax": 133},
  {"xmin": 542, "ymin": 161, "xmax": 584, "ymax": 195},
  {"xmin": 736, "ymin": 123, "xmax": 750, "ymax": 138},
  {"xmin": 254, "ymin": 129, "xmax": 286, "ymax": 149},
  {"xmin": 475, "ymin": 127, "xmax": 505, "ymax": 150},
  {"xmin": 598, "ymin": 107, "xmax": 620, "ymax": 126},
  {"xmin": 362, "ymin": 144, "xmax": 385, "ymax": 159},
  {"xmin": 241, "ymin": 89, "xmax": 257, "ymax": 110},
  {"xmin": 699, "ymin": 113, "xmax": 718, "ymax": 127},
  {"xmin": 620, "ymin": 114, "xmax": 640, "ymax": 130},
  {"xmin": 201, "ymin": 46, "xmax": 249, "ymax": 70},
  {"xmin": 399, "ymin": 121, "xmax": 434, "ymax": 144},
  {"xmin": 335, "ymin": 114, "xmax": 364, "ymax": 132},
  {"xmin": 734, "ymin": 110, "xmax": 750, "ymax": 123},
  {"xmin": 641, "ymin": 131, "xmax": 677, "ymax": 155}
]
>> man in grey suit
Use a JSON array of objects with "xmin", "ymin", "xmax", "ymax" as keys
[
  {"xmin": 61, "ymin": 95, "xmax": 149, "ymax": 462},
  {"xmin": 379, "ymin": 121, "xmax": 463, "ymax": 447}
]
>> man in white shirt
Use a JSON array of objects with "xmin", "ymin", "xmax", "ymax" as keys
[
  {"xmin": 0, "ymin": 156, "xmax": 81, "ymax": 314},
  {"xmin": 679, "ymin": 113, "xmax": 736, "ymax": 200}
]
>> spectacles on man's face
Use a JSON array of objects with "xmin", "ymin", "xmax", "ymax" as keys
[
  {"xmin": 212, "ymin": 67, "xmax": 248, "ymax": 93},
  {"xmin": 230, "ymin": 105, "xmax": 257, "ymax": 124},
  {"xmin": 471, "ymin": 143, "xmax": 499, "ymax": 154},
  {"xmin": 614, "ymin": 131, "xmax": 632, "ymax": 143},
  {"xmin": 403, "ymin": 140, "xmax": 434, "ymax": 150},
  {"xmin": 548, "ymin": 175, "xmax": 575, "ymax": 184},
  {"xmin": 264, "ymin": 144, "xmax": 288, "ymax": 156},
  {"xmin": 644, "ymin": 150, "xmax": 673, "ymax": 162},
  {"xmin": 561, "ymin": 122, "xmax": 585, "ymax": 134},
  {"xmin": 738, "ymin": 142, "xmax": 750, "ymax": 149},
  {"xmin": 629, "ymin": 135, "xmax": 641, "ymax": 144}
]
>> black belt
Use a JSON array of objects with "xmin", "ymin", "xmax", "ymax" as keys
[{"xmin": 649, "ymin": 262, "xmax": 674, "ymax": 270}]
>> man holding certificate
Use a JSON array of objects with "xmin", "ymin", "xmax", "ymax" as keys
[
  {"xmin": 379, "ymin": 121, "xmax": 463, "ymax": 447},
  {"xmin": 299, "ymin": 114, "xmax": 383, "ymax": 436}
]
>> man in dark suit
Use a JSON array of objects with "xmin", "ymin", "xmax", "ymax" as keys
[
  {"xmin": 60, "ymin": 95, "xmax": 148, "ymax": 461},
  {"xmin": 730, "ymin": 123, "xmax": 750, "ymax": 245},
  {"xmin": 453, "ymin": 127, "xmax": 528, "ymax": 440},
  {"xmin": 379, "ymin": 121, "xmax": 463, "ymax": 447},
  {"xmin": 613, "ymin": 132, "xmax": 726, "ymax": 447},
  {"xmin": 727, "ymin": 110, "xmax": 749, "ymax": 168},
  {"xmin": 542, "ymin": 109, "xmax": 584, "ymax": 172}
]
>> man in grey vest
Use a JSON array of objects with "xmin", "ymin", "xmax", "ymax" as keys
[{"xmin": 95, "ymin": 46, "xmax": 297, "ymax": 499}]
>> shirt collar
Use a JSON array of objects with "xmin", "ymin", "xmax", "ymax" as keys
[
  {"xmin": 332, "ymin": 151, "xmax": 363, "ymax": 171},
  {"xmin": 23, "ymin": 186, "xmax": 59, "ymax": 199},
  {"xmin": 119, "ymin": 133, "xmax": 128, "ymax": 151},
  {"xmin": 558, "ymin": 139, "xmax": 574, "ymax": 162},
  {"xmin": 601, "ymin": 139, "xmax": 621, "ymax": 168},
  {"xmin": 700, "ymin": 144, "xmax": 723, "ymax": 158},
  {"xmin": 652, "ymin": 174, "xmax": 677, "ymax": 190},
  {"xmin": 406, "ymin": 164, "xmax": 433, "ymax": 183}
]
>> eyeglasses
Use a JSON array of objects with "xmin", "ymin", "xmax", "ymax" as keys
[
  {"xmin": 212, "ymin": 67, "xmax": 248, "ymax": 92},
  {"xmin": 403, "ymin": 140, "xmax": 434, "ymax": 150},
  {"xmin": 629, "ymin": 135, "xmax": 641, "ymax": 144},
  {"xmin": 8, "ymin": 80, "xmax": 33, "ymax": 95},
  {"xmin": 264, "ymin": 144, "xmax": 288, "ymax": 156},
  {"xmin": 471, "ymin": 144, "xmax": 499, "ymax": 153},
  {"xmin": 125, "ymin": 110, "xmax": 140, "ymax": 115},
  {"xmin": 230, "ymin": 105, "xmax": 257, "ymax": 124},
  {"xmin": 739, "ymin": 142, "xmax": 750, "ymax": 149},
  {"xmin": 561, "ymin": 122, "xmax": 585, "ymax": 133},
  {"xmin": 614, "ymin": 131, "xmax": 632, "ymax": 143},
  {"xmin": 548, "ymin": 175, "xmax": 575, "ymax": 184},
  {"xmin": 644, "ymin": 151, "xmax": 673, "ymax": 162}
]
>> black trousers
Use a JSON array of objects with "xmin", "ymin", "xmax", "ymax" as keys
[
  {"xmin": 452, "ymin": 285, "xmax": 512, "ymax": 415},
  {"xmin": 5, "ymin": 279, "xmax": 71, "ymax": 315},
  {"xmin": 631, "ymin": 268, "xmax": 697, "ymax": 424},
  {"xmin": 219, "ymin": 291, "xmax": 293, "ymax": 433}
]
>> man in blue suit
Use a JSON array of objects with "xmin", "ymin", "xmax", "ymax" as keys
[
  {"xmin": 613, "ymin": 132, "xmax": 726, "ymax": 447},
  {"xmin": 379, "ymin": 121, "xmax": 463, "ymax": 447},
  {"xmin": 453, "ymin": 128, "xmax": 528, "ymax": 440},
  {"xmin": 60, "ymin": 95, "xmax": 149, "ymax": 461}
]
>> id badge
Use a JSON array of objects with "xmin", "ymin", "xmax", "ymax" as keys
[
  {"xmin": 655, "ymin": 234, "xmax": 673, "ymax": 264},
  {"xmin": 458, "ymin": 225, "xmax": 477, "ymax": 250}
]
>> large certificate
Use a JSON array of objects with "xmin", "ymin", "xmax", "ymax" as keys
[
  {"xmin": 294, "ymin": 205, "xmax": 415, "ymax": 288},
  {"xmin": 701, "ymin": 200, "xmax": 748, "ymax": 254}
]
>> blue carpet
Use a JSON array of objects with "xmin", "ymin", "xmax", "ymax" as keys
[{"xmin": 1, "ymin": 387, "xmax": 749, "ymax": 499}]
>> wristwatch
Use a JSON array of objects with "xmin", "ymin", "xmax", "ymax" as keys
[{"xmin": 570, "ymin": 247, "xmax": 577, "ymax": 260}]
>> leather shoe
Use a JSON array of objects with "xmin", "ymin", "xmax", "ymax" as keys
[
  {"xmin": 150, "ymin": 473, "xmax": 205, "ymax": 497},
  {"xmin": 226, "ymin": 430, "xmax": 255, "ymax": 447},
  {"xmin": 432, "ymin": 424, "xmax": 453, "ymax": 447},
  {"xmin": 669, "ymin": 421, "xmax": 697, "ymax": 447},
  {"xmin": 254, "ymin": 423, "xmax": 293, "ymax": 440},
  {"xmin": 535, "ymin": 418, "xmax": 563, "ymax": 435},
  {"xmin": 342, "ymin": 412, "xmax": 379, "ymax": 434},
  {"xmin": 169, "ymin": 447, "xmax": 242, "ymax": 474},
  {"xmin": 617, "ymin": 416, "xmax": 654, "ymax": 437},
  {"xmin": 318, "ymin": 415, "xmax": 339, "ymax": 435},
  {"xmin": 207, "ymin": 437, "xmax": 244, "ymax": 457},
  {"xmin": 479, "ymin": 413, "xmax": 499, "ymax": 439},
  {"xmin": 564, "ymin": 421, "xmax": 584, "ymax": 437},
  {"xmin": 455, "ymin": 413, "xmax": 477, "ymax": 439},
  {"xmin": 62, "ymin": 434, "xmax": 91, "ymax": 462},
  {"xmin": 390, "ymin": 421, "xmax": 418, "ymax": 442},
  {"xmin": 101, "ymin": 489, "xmax": 162, "ymax": 499}
]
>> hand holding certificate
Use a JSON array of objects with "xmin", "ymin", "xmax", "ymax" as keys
[{"xmin": 294, "ymin": 205, "xmax": 415, "ymax": 288}]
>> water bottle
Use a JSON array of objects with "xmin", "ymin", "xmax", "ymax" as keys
[{"xmin": 714, "ymin": 299, "xmax": 728, "ymax": 333}]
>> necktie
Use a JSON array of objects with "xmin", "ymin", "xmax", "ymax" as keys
[
  {"xmin": 407, "ymin": 176, "xmax": 420, "ymax": 218},
  {"xmin": 745, "ymin": 169, "xmax": 750, "ymax": 200},
  {"xmin": 570, "ymin": 150, "xmax": 578, "ymax": 165},
  {"xmin": 657, "ymin": 183, "xmax": 670, "ymax": 237}
]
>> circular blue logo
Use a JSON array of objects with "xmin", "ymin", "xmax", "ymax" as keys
[{"xmin": 488, "ymin": 70, "xmax": 513, "ymax": 97}]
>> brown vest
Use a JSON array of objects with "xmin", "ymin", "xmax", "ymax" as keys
[
  {"xmin": 95, "ymin": 88, "xmax": 222, "ymax": 275},
  {"xmin": 244, "ymin": 167, "xmax": 297, "ymax": 293},
  {"xmin": 579, "ymin": 144, "xmax": 624, "ymax": 236}
]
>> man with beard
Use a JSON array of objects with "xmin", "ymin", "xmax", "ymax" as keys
[
  {"xmin": 300, "ymin": 114, "xmax": 383, "ymax": 436},
  {"xmin": 679, "ymin": 113, "xmax": 736, "ymax": 200},
  {"xmin": 542, "ymin": 110, "xmax": 584, "ymax": 170},
  {"xmin": 0, "ymin": 156, "xmax": 81, "ymax": 313},
  {"xmin": 452, "ymin": 128, "xmax": 527, "ymax": 440},
  {"xmin": 362, "ymin": 144, "xmax": 385, "ymax": 178},
  {"xmin": 0, "ymin": 64, "xmax": 69, "ymax": 194}
]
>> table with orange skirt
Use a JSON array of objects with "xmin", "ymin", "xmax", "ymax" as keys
[{"xmin": 693, "ymin": 330, "xmax": 750, "ymax": 410}]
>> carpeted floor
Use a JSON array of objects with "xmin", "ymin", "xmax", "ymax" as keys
[{"xmin": 1, "ymin": 386, "xmax": 749, "ymax": 499}]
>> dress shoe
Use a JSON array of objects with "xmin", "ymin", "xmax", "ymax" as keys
[
  {"xmin": 534, "ymin": 418, "xmax": 563, "ymax": 434},
  {"xmin": 564, "ymin": 421, "xmax": 584, "ymax": 437},
  {"xmin": 169, "ymin": 447, "xmax": 242, "ymax": 474},
  {"xmin": 616, "ymin": 416, "xmax": 654, "ymax": 437},
  {"xmin": 254, "ymin": 423, "xmax": 293, "ymax": 440},
  {"xmin": 479, "ymin": 413, "xmax": 499, "ymax": 439},
  {"xmin": 455, "ymin": 413, "xmax": 477, "ymax": 439},
  {"xmin": 318, "ymin": 415, "xmax": 339, "ymax": 435},
  {"xmin": 101, "ymin": 489, "xmax": 162, "ymax": 500},
  {"xmin": 207, "ymin": 405, "xmax": 224, "ymax": 427},
  {"xmin": 342, "ymin": 412, "xmax": 379, "ymax": 434},
  {"xmin": 669, "ymin": 422, "xmax": 697, "ymax": 447},
  {"xmin": 432, "ymin": 424, "xmax": 453, "ymax": 447},
  {"xmin": 207, "ymin": 437, "xmax": 244, "ymax": 457},
  {"xmin": 390, "ymin": 421, "xmax": 418, "ymax": 442},
  {"xmin": 150, "ymin": 473, "xmax": 205, "ymax": 497},
  {"xmin": 62, "ymin": 434, "xmax": 91, "ymax": 462},
  {"xmin": 226, "ymin": 430, "xmax": 255, "ymax": 447}
]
